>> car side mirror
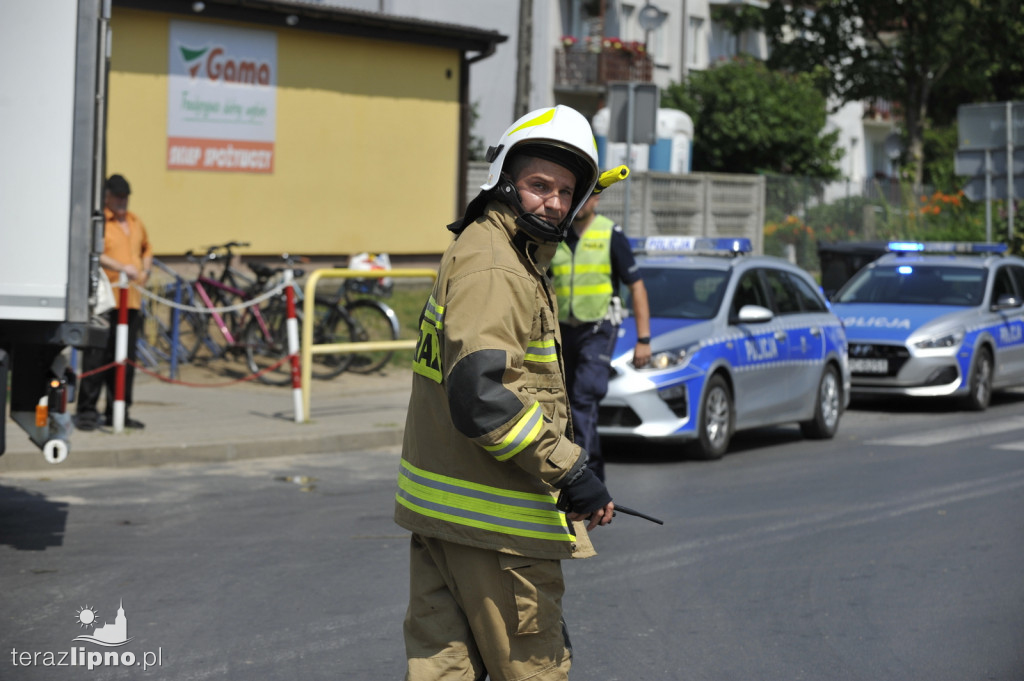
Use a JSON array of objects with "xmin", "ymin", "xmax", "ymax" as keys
[
  {"xmin": 734, "ymin": 304, "xmax": 774, "ymax": 324},
  {"xmin": 992, "ymin": 293, "xmax": 1023, "ymax": 310}
]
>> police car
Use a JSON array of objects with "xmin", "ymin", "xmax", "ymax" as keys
[
  {"xmin": 598, "ymin": 237, "xmax": 851, "ymax": 460},
  {"xmin": 830, "ymin": 241, "xmax": 1024, "ymax": 410}
]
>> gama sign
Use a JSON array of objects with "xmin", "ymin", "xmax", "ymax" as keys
[{"xmin": 167, "ymin": 21, "xmax": 277, "ymax": 173}]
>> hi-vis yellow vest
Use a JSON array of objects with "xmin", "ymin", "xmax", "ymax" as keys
[{"xmin": 551, "ymin": 215, "xmax": 614, "ymax": 322}]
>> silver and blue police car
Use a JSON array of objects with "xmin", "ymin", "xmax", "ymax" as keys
[
  {"xmin": 598, "ymin": 237, "xmax": 851, "ymax": 460},
  {"xmin": 830, "ymin": 241, "xmax": 1024, "ymax": 410}
]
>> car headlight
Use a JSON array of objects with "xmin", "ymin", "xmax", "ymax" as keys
[
  {"xmin": 642, "ymin": 344, "xmax": 699, "ymax": 370},
  {"xmin": 913, "ymin": 328, "xmax": 964, "ymax": 350}
]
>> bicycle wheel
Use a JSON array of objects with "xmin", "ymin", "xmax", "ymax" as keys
[
  {"xmin": 345, "ymin": 299, "xmax": 400, "ymax": 374},
  {"xmin": 138, "ymin": 297, "xmax": 165, "ymax": 369},
  {"xmin": 141, "ymin": 285, "xmax": 205, "ymax": 365},
  {"xmin": 187, "ymin": 308, "xmax": 223, "ymax": 362},
  {"xmin": 188, "ymin": 285, "xmax": 236, "ymax": 361},
  {"xmin": 207, "ymin": 286, "xmax": 246, "ymax": 351},
  {"xmin": 153, "ymin": 308, "xmax": 206, "ymax": 365},
  {"xmin": 244, "ymin": 304, "xmax": 292, "ymax": 386},
  {"xmin": 135, "ymin": 315, "xmax": 161, "ymax": 369},
  {"xmin": 310, "ymin": 300, "xmax": 356, "ymax": 379}
]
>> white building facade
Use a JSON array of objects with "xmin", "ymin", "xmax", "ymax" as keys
[{"xmin": 311, "ymin": 0, "xmax": 896, "ymax": 188}]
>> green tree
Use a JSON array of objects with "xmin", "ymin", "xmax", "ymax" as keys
[
  {"xmin": 924, "ymin": 0, "xmax": 1024, "ymax": 127},
  {"xmin": 662, "ymin": 56, "xmax": 842, "ymax": 179},
  {"xmin": 921, "ymin": 125, "xmax": 959, "ymax": 191},
  {"xmin": 761, "ymin": 0, "xmax": 1024, "ymax": 190}
]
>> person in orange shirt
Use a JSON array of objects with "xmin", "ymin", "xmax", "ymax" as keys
[{"xmin": 76, "ymin": 174, "xmax": 153, "ymax": 431}]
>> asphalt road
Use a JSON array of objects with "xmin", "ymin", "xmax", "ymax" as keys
[{"xmin": 2, "ymin": 393, "xmax": 1023, "ymax": 680}]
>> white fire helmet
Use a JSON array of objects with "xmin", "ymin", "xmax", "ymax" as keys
[{"xmin": 482, "ymin": 105, "xmax": 600, "ymax": 234}]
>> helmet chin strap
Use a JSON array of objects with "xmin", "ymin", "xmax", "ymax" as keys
[{"xmin": 494, "ymin": 175, "xmax": 569, "ymax": 243}]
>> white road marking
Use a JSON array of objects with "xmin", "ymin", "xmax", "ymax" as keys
[
  {"xmin": 865, "ymin": 419, "xmax": 1024, "ymax": 446},
  {"xmin": 582, "ymin": 470, "xmax": 1024, "ymax": 581}
]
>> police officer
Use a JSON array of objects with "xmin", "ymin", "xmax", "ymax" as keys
[
  {"xmin": 396, "ymin": 105, "xmax": 615, "ymax": 680},
  {"xmin": 550, "ymin": 191, "xmax": 651, "ymax": 481}
]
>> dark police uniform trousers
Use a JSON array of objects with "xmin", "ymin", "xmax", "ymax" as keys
[{"xmin": 559, "ymin": 318, "xmax": 617, "ymax": 482}]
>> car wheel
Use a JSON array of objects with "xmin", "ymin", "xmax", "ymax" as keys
[
  {"xmin": 800, "ymin": 363, "xmax": 842, "ymax": 439},
  {"xmin": 963, "ymin": 347, "xmax": 993, "ymax": 411},
  {"xmin": 695, "ymin": 374, "xmax": 732, "ymax": 460}
]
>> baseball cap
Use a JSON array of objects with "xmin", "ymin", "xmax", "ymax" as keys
[{"xmin": 106, "ymin": 174, "xmax": 131, "ymax": 197}]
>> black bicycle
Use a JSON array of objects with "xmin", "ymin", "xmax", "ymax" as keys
[
  {"xmin": 325, "ymin": 275, "xmax": 401, "ymax": 375},
  {"xmin": 243, "ymin": 261, "xmax": 399, "ymax": 384}
]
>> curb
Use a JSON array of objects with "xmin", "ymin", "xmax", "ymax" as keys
[{"xmin": 0, "ymin": 428, "xmax": 403, "ymax": 474}]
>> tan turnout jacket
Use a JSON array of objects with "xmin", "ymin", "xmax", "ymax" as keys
[{"xmin": 395, "ymin": 202, "xmax": 595, "ymax": 560}]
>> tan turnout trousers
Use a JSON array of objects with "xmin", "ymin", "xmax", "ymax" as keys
[{"xmin": 404, "ymin": 534, "xmax": 573, "ymax": 681}]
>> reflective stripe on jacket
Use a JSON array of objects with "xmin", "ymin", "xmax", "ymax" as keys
[
  {"xmin": 550, "ymin": 214, "xmax": 614, "ymax": 322},
  {"xmin": 397, "ymin": 201, "xmax": 595, "ymax": 560}
]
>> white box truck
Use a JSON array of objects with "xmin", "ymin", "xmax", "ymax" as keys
[{"xmin": 0, "ymin": 0, "xmax": 109, "ymax": 463}]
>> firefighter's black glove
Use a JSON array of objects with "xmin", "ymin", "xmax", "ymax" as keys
[{"xmin": 555, "ymin": 463, "xmax": 612, "ymax": 515}]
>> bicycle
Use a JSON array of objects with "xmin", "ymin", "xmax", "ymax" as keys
[
  {"xmin": 165, "ymin": 247, "xmax": 358, "ymax": 385},
  {"xmin": 140, "ymin": 247, "xmax": 401, "ymax": 383},
  {"xmin": 183, "ymin": 241, "xmax": 259, "ymax": 361},
  {"xmin": 176, "ymin": 247, "xmax": 297, "ymax": 381},
  {"xmin": 137, "ymin": 258, "xmax": 203, "ymax": 371},
  {"xmin": 247, "ymin": 262, "xmax": 401, "ymax": 383},
  {"xmin": 242, "ymin": 259, "xmax": 360, "ymax": 385},
  {"xmin": 324, "ymin": 274, "xmax": 401, "ymax": 374}
]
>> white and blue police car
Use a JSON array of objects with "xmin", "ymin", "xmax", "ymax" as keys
[
  {"xmin": 598, "ymin": 236, "xmax": 851, "ymax": 460},
  {"xmin": 830, "ymin": 241, "xmax": 1024, "ymax": 410}
]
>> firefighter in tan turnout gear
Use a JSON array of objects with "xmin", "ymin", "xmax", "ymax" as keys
[{"xmin": 396, "ymin": 105, "xmax": 615, "ymax": 680}]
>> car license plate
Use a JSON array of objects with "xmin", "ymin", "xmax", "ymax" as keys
[{"xmin": 850, "ymin": 358, "xmax": 888, "ymax": 374}]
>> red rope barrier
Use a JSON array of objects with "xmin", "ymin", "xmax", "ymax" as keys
[
  {"xmin": 127, "ymin": 356, "xmax": 294, "ymax": 387},
  {"xmin": 78, "ymin": 361, "xmax": 120, "ymax": 380}
]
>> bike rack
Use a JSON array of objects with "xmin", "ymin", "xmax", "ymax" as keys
[{"xmin": 299, "ymin": 268, "xmax": 436, "ymax": 423}]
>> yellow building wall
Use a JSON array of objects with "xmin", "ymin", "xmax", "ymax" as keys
[{"xmin": 107, "ymin": 9, "xmax": 462, "ymax": 257}]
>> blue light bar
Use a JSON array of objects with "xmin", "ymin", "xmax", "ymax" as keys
[
  {"xmin": 887, "ymin": 241, "xmax": 1008, "ymax": 254},
  {"xmin": 631, "ymin": 236, "xmax": 753, "ymax": 255},
  {"xmin": 887, "ymin": 241, "xmax": 925, "ymax": 252}
]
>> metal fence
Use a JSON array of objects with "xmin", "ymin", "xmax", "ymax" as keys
[
  {"xmin": 467, "ymin": 162, "xmax": 967, "ymax": 275},
  {"xmin": 762, "ymin": 175, "xmax": 940, "ymax": 274},
  {"xmin": 467, "ymin": 162, "xmax": 766, "ymax": 253}
]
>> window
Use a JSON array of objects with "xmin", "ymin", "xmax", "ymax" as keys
[
  {"xmin": 688, "ymin": 16, "xmax": 705, "ymax": 68},
  {"xmin": 837, "ymin": 266, "xmax": 986, "ymax": 306},
  {"xmin": 708, "ymin": 18, "xmax": 735, "ymax": 62},
  {"xmin": 1009, "ymin": 265, "xmax": 1024, "ymax": 299},
  {"xmin": 785, "ymin": 272, "xmax": 828, "ymax": 312},
  {"xmin": 991, "ymin": 267, "xmax": 1017, "ymax": 305},
  {"xmin": 762, "ymin": 269, "xmax": 801, "ymax": 315},
  {"xmin": 631, "ymin": 267, "xmax": 728, "ymax": 320},
  {"xmin": 620, "ymin": 3, "xmax": 634, "ymax": 40},
  {"xmin": 730, "ymin": 270, "xmax": 768, "ymax": 319}
]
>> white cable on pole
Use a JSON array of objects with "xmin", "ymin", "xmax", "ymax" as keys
[{"xmin": 132, "ymin": 280, "xmax": 287, "ymax": 314}]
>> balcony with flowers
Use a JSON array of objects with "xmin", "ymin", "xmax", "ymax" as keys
[{"xmin": 554, "ymin": 35, "xmax": 653, "ymax": 91}]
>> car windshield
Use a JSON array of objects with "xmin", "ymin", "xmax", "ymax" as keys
[
  {"xmin": 835, "ymin": 264, "xmax": 987, "ymax": 306},
  {"xmin": 624, "ymin": 267, "xmax": 729, "ymax": 319}
]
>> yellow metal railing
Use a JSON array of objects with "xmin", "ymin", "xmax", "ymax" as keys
[{"xmin": 300, "ymin": 268, "xmax": 436, "ymax": 422}]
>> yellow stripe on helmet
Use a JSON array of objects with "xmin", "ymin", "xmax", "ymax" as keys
[{"xmin": 509, "ymin": 108, "xmax": 555, "ymax": 135}]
